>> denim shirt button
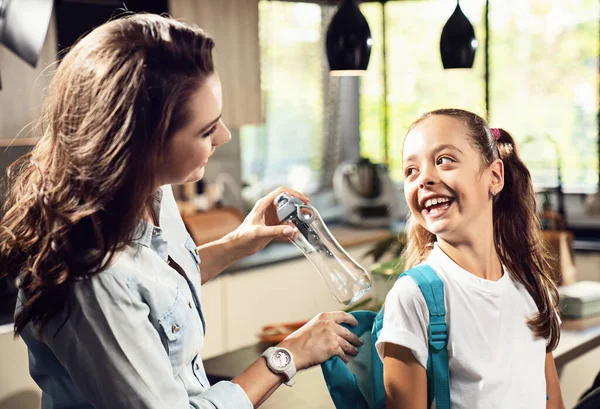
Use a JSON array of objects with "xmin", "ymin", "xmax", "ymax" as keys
[{"xmin": 171, "ymin": 323, "xmax": 180, "ymax": 334}]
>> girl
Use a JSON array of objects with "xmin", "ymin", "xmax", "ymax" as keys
[
  {"xmin": 376, "ymin": 109, "xmax": 564, "ymax": 408},
  {"xmin": 0, "ymin": 14, "xmax": 362, "ymax": 409}
]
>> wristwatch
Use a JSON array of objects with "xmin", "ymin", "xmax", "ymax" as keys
[{"xmin": 261, "ymin": 346, "xmax": 297, "ymax": 386}]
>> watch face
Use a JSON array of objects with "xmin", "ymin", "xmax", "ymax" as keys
[{"xmin": 270, "ymin": 350, "xmax": 291, "ymax": 369}]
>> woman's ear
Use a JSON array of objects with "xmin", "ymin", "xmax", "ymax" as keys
[{"xmin": 489, "ymin": 158, "xmax": 504, "ymax": 196}]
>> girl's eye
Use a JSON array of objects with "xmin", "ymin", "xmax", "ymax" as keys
[
  {"xmin": 202, "ymin": 125, "xmax": 218, "ymax": 138},
  {"xmin": 405, "ymin": 167, "xmax": 417, "ymax": 177},
  {"xmin": 437, "ymin": 156, "xmax": 454, "ymax": 165}
]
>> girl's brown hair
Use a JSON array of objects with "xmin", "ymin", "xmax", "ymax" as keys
[
  {"xmin": 402, "ymin": 108, "xmax": 560, "ymax": 352},
  {"xmin": 0, "ymin": 14, "xmax": 215, "ymax": 335}
]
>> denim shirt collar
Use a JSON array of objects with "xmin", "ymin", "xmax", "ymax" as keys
[{"xmin": 132, "ymin": 188, "xmax": 169, "ymax": 261}]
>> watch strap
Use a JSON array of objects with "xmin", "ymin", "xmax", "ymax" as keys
[{"xmin": 262, "ymin": 347, "xmax": 297, "ymax": 387}]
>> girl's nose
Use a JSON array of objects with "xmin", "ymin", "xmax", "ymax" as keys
[
  {"xmin": 419, "ymin": 179, "xmax": 436, "ymax": 189},
  {"xmin": 418, "ymin": 166, "xmax": 437, "ymax": 189}
]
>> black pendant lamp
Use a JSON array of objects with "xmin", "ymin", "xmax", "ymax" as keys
[
  {"xmin": 326, "ymin": 0, "xmax": 372, "ymax": 76},
  {"xmin": 440, "ymin": 0, "xmax": 478, "ymax": 69}
]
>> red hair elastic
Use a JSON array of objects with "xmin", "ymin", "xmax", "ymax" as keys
[{"xmin": 490, "ymin": 128, "xmax": 501, "ymax": 141}]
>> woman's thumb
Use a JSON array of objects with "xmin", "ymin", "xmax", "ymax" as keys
[{"xmin": 257, "ymin": 225, "xmax": 296, "ymax": 239}]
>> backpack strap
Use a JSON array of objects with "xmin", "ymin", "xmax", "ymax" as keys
[{"xmin": 403, "ymin": 264, "xmax": 451, "ymax": 409}]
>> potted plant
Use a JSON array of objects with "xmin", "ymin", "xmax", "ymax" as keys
[{"xmin": 363, "ymin": 233, "xmax": 407, "ymax": 308}]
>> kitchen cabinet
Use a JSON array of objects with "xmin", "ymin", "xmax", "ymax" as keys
[
  {"xmin": 168, "ymin": 0, "xmax": 263, "ymax": 128},
  {"xmin": 0, "ymin": 330, "xmax": 41, "ymax": 408},
  {"xmin": 201, "ymin": 243, "xmax": 375, "ymax": 359},
  {"xmin": 0, "ymin": 13, "xmax": 57, "ymax": 146}
]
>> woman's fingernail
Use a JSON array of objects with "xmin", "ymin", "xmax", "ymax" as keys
[{"xmin": 283, "ymin": 226, "xmax": 294, "ymax": 236}]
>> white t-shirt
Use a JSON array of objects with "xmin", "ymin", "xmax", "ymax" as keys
[{"xmin": 375, "ymin": 243, "xmax": 547, "ymax": 409}]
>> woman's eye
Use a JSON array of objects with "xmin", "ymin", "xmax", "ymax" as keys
[
  {"xmin": 202, "ymin": 125, "xmax": 218, "ymax": 138},
  {"xmin": 437, "ymin": 156, "xmax": 454, "ymax": 165}
]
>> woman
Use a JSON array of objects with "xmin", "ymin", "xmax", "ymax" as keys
[{"xmin": 0, "ymin": 14, "xmax": 361, "ymax": 409}]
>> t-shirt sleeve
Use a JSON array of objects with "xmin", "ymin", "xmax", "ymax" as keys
[{"xmin": 375, "ymin": 275, "xmax": 430, "ymax": 368}]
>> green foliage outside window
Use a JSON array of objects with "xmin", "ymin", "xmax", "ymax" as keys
[{"xmin": 360, "ymin": 0, "xmax": 599, "ymax": 191}]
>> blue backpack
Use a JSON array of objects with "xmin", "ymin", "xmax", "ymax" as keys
[{"xmin": 321, "ymin": 264, "xmax": 451, "ymax": 409}]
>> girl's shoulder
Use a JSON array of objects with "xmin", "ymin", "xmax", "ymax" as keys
[{"xmin": 385, "ymin": 265, "xmax": 431, "ymax": 311}]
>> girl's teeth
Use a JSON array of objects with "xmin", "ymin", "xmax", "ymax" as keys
[
  {"xmin": 429, "ymin": 202, "xmax": 451, "ymax": 215},
  {"xmin": 424, "ymin": 197, "xmax": 450, "ymax": 209}
]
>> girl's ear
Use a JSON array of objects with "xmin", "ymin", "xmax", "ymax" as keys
[{"xmin": 489, "ymin": 158, "xmax": 504, "ymax": 196}]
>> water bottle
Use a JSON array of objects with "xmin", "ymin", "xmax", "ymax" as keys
[{"xmin": 275, "ymin": 192, "xmax": 372, "ymax": 306}]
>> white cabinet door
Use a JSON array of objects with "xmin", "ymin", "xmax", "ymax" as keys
[
  {"xmin": 0, "ymin": 331, "xmax": 41, "ymax": 408},
  {"xmin": 223, "ymin": 244, "xmax": 374, "ymax": 352}
]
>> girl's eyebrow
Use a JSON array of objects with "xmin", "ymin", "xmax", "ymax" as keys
[
  {"xmin": 404, "ymin": 144, "xmax": 464, "ymax": 163},
  {"xmin": 433, "ymin": 144, "xmax": 464, "ymax": 156}
]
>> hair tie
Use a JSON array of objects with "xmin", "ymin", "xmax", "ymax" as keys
[{"xmin": 490, "ymin": 128, "xmax": 501, "ymax": 141}]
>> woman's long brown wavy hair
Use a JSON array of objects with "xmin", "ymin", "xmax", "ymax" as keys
[
  {"xmin": 0, "ymin": 14, "xmax": 215, "ymax": 336},
  {"xmin": 402, "ymin": 108, "xmax": 561, "ymax": 352}
]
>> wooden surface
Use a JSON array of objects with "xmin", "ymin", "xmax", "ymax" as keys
[
  {"xmin": 168, "ymin": 0, "xmax": 263, "ymax": 128},
  {"xmin": 182, "ymin": 207, "xmax": 246, "ymax": 246}
]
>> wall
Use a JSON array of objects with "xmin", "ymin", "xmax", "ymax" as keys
[
  {"xmin": 168, "ymin": 0, "xmax": 263, "ymax": 128},
  {"xmin": 0, "ymin": 331, "xmax": 41, "ymax": 409}
]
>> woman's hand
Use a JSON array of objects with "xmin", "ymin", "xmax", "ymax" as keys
[
  {"xmin": 227, "ymin": 186, "xmax": 308, "ymax": 258},
  {"xmin": 278, "ymin": 311, "xmax": 363, "ymax": 370}
]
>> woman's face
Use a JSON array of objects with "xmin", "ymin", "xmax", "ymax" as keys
[{"xmin": 160, "ymin": 73, "xmax": 231, "ymax": 186}]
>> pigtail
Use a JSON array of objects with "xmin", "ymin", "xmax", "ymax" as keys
[
  {"xmin": 494, "ymin": 129, "xmax": 561, "ymax": 351},
  {"xmin": 403, "ymin": 214, "xmax": 436, "ymax": 269}
]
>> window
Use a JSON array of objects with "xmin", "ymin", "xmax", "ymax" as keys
[
  {"xmin": 489, "ymin": 0, "xmax": 599, "ymax": 191},
  {"xmin": 360, "ymin": 0, "xmax": 599, "ymax": 191},
  {"xmin": 240, "ymin": 1, "xmax": 337, "ymax": 196},
  {"xmin": 360, "ymin": 0, "xmax": 486, "ymax": 181}
]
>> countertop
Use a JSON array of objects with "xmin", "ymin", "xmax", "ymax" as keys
[
  {"xmin": 225, "ymin": 223, "xmax": 397, "ymax": 273},
  {"xmin": 203, "ymin": 318, "xmax": 600, "ymax": 409}
]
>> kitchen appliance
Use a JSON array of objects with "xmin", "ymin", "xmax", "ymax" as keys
[
  {"xmin": 275, "ymin": 192, "xmax": 372, "ymax": 306},
  {"xmin": 333, "ymin": 157, "xmax": 402, "ymax": 228}
]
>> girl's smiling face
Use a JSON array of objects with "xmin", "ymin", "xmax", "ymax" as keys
[{"xmin": 402, "ymin": 115, "xmax": 502, "ymax": 241}]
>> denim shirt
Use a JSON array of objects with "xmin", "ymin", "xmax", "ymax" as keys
[{"xmin": 18, "ymin": 185, "xmax": 253, "ymax": 409}]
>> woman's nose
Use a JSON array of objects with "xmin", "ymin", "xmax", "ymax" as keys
[{"xmin": 214, "ymin": 125, "xmax": 231, "ymax": 147}]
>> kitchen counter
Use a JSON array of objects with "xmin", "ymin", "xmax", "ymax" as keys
[
  {"xmin": 204, "ymin": 318, "xmax": 600, "ymax": 409},
  {"xmin": 225, "ymin": 224, "xmax": 397, "ymax": 273}
]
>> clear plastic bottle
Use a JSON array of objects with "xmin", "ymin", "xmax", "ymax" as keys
[{"xmin": 275, "ymin": 192, "xmax": 372, "ymax": 306}]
